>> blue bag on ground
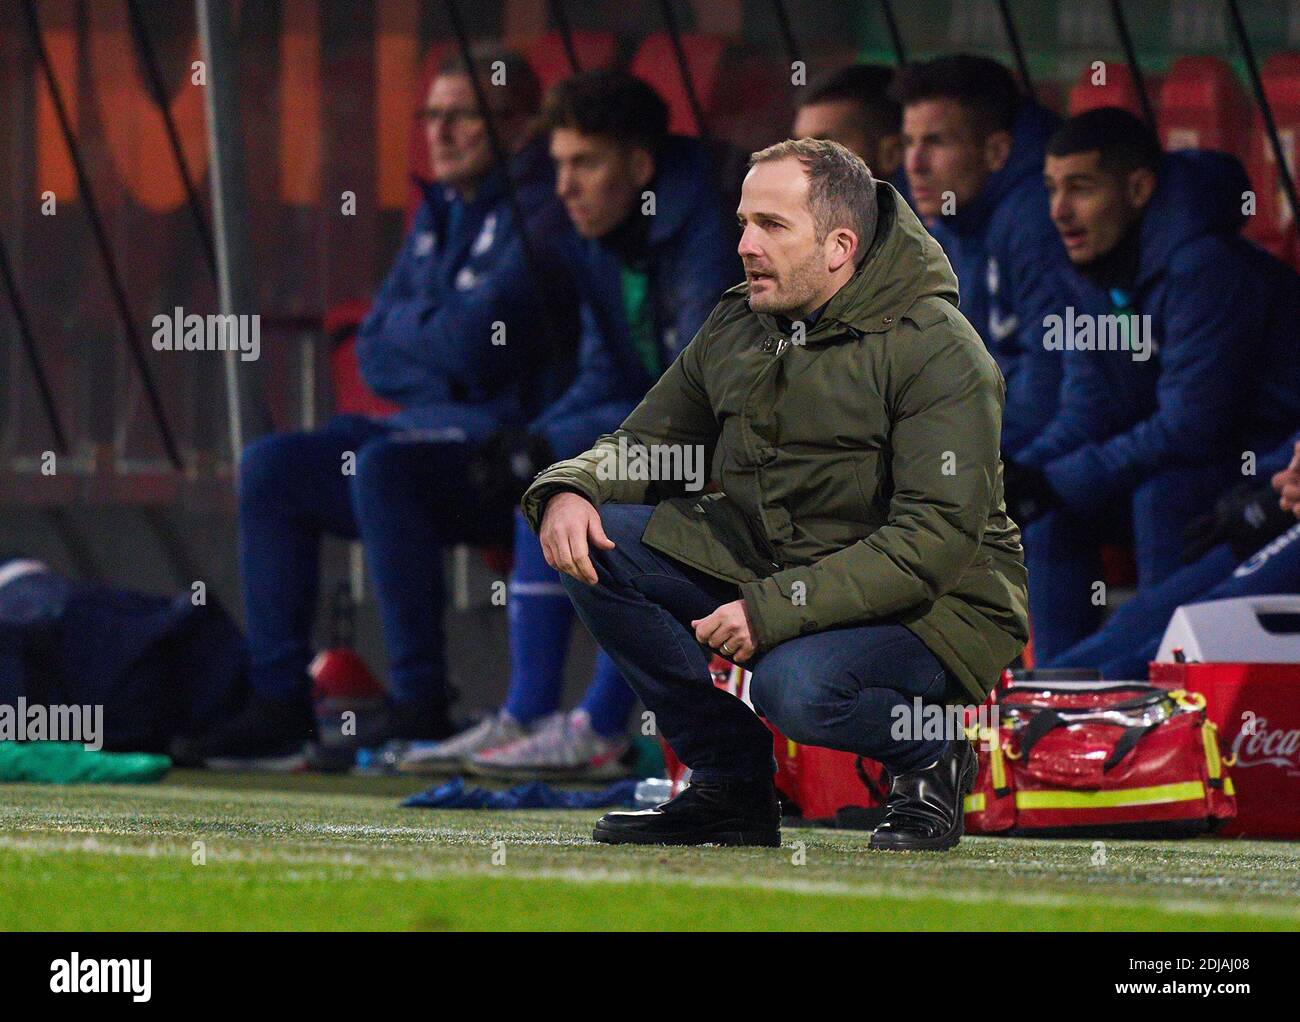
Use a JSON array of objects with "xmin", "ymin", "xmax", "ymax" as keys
[{"xmin": 402, "ymin": 776, "xmax": 639, "ymax": 809}]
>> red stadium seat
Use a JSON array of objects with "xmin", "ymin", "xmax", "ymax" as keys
[
  {"xmin": 326, "ymin": 300, "xmax": 399, "ymax": 419},
  {"xmin": 525, "ymin": 30, "xmax": 616, "ymax": 91},
  {"xmin": 630, "ymin": 32, "xmax": 727, "ymax": 137},
  {"xmin": 1068, "ymin": 61, "xmax": 1152, "ymax": 119},
  {"xmin": 1157, "ymin": 56, "xmax": 1249, "ymax": 159},
  {"xmin": 628, "ymin": 32, "xmax": 787, "ymax": 157},
  {"xmin": 1245, "ymin": 52, "xmax": 1300, "ymax": 266},
  {"xmin": 406, "ymin": 43, "xmax": 451, "ymax": 227}
]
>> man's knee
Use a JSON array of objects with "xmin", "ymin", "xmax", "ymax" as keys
[
  {"xmin": 595, "ymin": 503, "xmax": 654, "ymax": 550},
  {"xmin": 352, "ymin": 437, "xmax": 429, "ymax": 502},
  {"xmin": 240, "ymin": 433, "xmax": 306, "ymax": 506},
  {"xmin": 749, "ymin": 650, "xmax": 842, "ymax": 746}
]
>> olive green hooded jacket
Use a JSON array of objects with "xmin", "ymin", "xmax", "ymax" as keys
[{"xmin": 521, "ymin": 182, "xmax": 1029, "ymax": 701}]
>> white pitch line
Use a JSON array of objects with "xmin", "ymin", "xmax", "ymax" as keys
[{"xmin": 2, "ymin": 833, "xmax": 1299, "ymax": 922}]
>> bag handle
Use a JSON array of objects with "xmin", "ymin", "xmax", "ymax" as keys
[{"xmin": 1103, "ymin": 722, "xmax": 1162, "ymax": 771}]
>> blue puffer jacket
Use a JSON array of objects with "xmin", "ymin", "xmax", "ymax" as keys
[
  {"xmin": 356, "ymin": 135, "xmax": 578, "ymax": 439},
  {"xmin": 1018, "ymin": 150, "xmax": 1300, "ymax": 509},
  {"xmin": 927, "ymin": 102, "xmax": 1071, "ymax": 458},
  {"xmin": 530, "ymin": 136, "xmax": 740, "ymax": 459}
]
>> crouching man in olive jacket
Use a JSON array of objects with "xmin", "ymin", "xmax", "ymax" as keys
[{"xmin": 521, "ymin": 138, "xmax": 1029, "ymax": 851}]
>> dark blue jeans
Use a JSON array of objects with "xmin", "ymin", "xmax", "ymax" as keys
[
  {"xmin": 238, "ymin": 414, "xmax": 511, "ymax": 709},
  {"xmin": 561, "ymin": 504, "xmax": 951, "ymax": 782}
]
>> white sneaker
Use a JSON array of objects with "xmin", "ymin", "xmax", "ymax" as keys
[
  {"xmin": 396, "ymin": 711, "xmax": 528, "ymax": 775},
  {"xmin": 469, "ymin": 709, "xmax": 630, "ymax": 780}
]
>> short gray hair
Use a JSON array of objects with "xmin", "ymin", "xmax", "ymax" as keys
[{"xmin": 748, "ymin": 138, "xmax": 877, "ymax": 265}]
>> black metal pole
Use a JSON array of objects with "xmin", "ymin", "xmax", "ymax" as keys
[
  {"xmin": 546, "ymin": 0, "xmax": 582, "ymax": 76},
  {"xmin": 442, "ymin": 0, "xmax": 566, "ymax": 348},
  {"xmin": 996, "ymin": 0, "xmax": 1036, "ymax": 103},
  {"xmin": 21, "ymin": 0, "xmax": 183, "ymax": 471},
  {"xmin": 879, "ymin": 0, "xmax": 907, "ymax": 67},
  {"xmin": 769, "ymin": 0, "xmax": 800, "ymax": 70},
  {"xmin": 197, "ymin": 0, "xmax": 268, "ymax": 463},
  {"xmin": 655, "ymin": 0, "xmax": 711, "ymax": 140},
  {"xmin": 1107, "ymin": 0, "xmax": 1157, "ymax": 129},
  {"xmin": 125, "ymin": 0, "xmax": 219, "ymax": 282},
  {"xmin": 0, "ymin": 228, "xmax": 70, "ymax": 454},
  {"xmin": 1226, "ymin": 0, "xmax": 1300, "ymax": 242}
]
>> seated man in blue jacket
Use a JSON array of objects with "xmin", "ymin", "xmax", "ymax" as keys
[
  {"xmin": 403, "ymin": 70, "xmax": 740, "ymax": 778},
  {"xmin": 891, "ymin": 55, "xmax": 1071, "ymax": 459},
  {"xmin": 1006, "ymin": 108, "xmax": 1300, "ymax": 660},
  {"xmin": 1042, "ymin": 431, "xmax": 1300, "ymax": 678},
  {"xmin": 193, "ymin": 48, "xmax": 581, "ymax": 768}
]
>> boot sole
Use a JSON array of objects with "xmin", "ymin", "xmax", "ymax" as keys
[
  {"xmin": 593, "ymin": 824, "xmax": 781, "ymax": 848},
  {"xmin": 868, "ymin": 746, "xmax": 978, "ymax": 853}
]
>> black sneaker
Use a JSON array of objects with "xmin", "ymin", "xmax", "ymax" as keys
[
  {"xmin": 869, "ymin": 738, "xmax": 978, "ymax": 852},
  {"xmin": 174, "ymin": 693, "xmax": 315, "ymax": 772},
  {"xmin": 593, "ymin": 778, "xmax": 782, "ymax": 847}
]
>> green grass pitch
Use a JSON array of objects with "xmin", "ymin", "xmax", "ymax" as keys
[{"xmin": 2, "ymin": 770, "xmax": 1299, "ymax": 931}]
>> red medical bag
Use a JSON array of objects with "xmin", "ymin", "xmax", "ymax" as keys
[
  {"xmin": 1149, "ymin": 662, "xmax": 1300, "ymax": 838},
  {"xmin": 965, "ymin": 677, "xmax": 1236, "ymax": 837}
]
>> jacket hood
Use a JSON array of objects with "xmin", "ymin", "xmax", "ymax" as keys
[
  {"xmin": 646, "ymin": 135, "xmax": 720, "ymax": 247},
  {"xmin": 945, "ymin": 101, "xmax": 1060, "ymax": 236},
  {"xmin": 1136, "ymin": 149, "xmax": 1251, "ymax": 288},
  {"xmin": 733, "ymin": 180, "xmax": 960, "ymax": 341}
]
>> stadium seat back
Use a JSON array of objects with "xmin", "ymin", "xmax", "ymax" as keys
[
  {"xmin": 406, "ymin": 43, "xmax": 451, "ymax": 227},
  {"xmin": 1067, "ymin": 61, "xmax": 1153, "ymax": 120},
  {"xmin": 525, "ymin": 30, "xmax": 617, "ymax": 91},
  {"xmin": 326, "ymin": 299, "xmax": 399, "ymax": 419},
  {"xmin": 1158, "ymin": 56, "xmax": 1248, "ymax": 158},
  {"xmin": 630, "ymin": 32, "xmax": 727, "ymax": 137},
  {"xmin": 1245, "ymin": 52, "xmax": 1300, "ymax": 264}
]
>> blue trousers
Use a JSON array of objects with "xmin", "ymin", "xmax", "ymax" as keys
[
  {"xmin": 504, "ymin": 511, "xmax": 635, "ymax": 737},
  {"xmin": 1026, "ymin": 463, "xmax": 1238, "ymax": 662},
  {"xmin": 1046, "ymin": 522, "xmax": 1300, "ymax": 678},
  {"xmin": 561, "ymin": 504, "xmax": 953, "ymax": 782},
  {"xmin": 238, "ymin": 415, "xmax": 511, "ymax": 709}
]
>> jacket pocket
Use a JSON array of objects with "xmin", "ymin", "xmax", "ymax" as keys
[{"xmin": 642, "ymin": 493, "xmax": 774, "ymax": 584}]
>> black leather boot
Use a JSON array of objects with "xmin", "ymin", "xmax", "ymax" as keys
[
  {"xmin": 594, "ymin": 778, "xmax": 782, "ymax": 847},
  {"xmin": 869, "ymin": 738, "xmax": 977, "ymax": 852}
]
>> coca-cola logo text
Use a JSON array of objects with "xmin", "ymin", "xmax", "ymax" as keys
[{"xmin": 1232, "ymin": 719, "xmax": 1300, "ymax": 775}]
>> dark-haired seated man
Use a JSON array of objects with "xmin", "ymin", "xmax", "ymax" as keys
[
  {"xmin": 793, "ymin": 64, "xmax": 908, "ymax": 202},
  {"xmin": 892, "ymin": 54, "xmax": 1071, "ymax": 459},
  {"xmin": 1006, "ymin": 107, "xmax": 1300, "ymax": 660},
  {"xmin": 523, "ymin": 139, "xmax": 1027, "ymax": 852},
  {"xmin": 1043, "ymin": 432, "xmax": 1300, "ymax": 678},
  {"xmin": 412, "ymin": 70, "xmax": 739, "ymax": 778}
]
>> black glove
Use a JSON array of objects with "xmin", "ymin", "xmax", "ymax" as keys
[
  {"xmin": 1182, "ymin": 481, "xmax": 1295, "ymax": 563},
  {"xmin": 467, "ymin": 429, "xmax": 554, "ymax": 510},
  {"xmin": 1002, "ymin": 459, "xmax": 1061, "ymax": 525}
]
